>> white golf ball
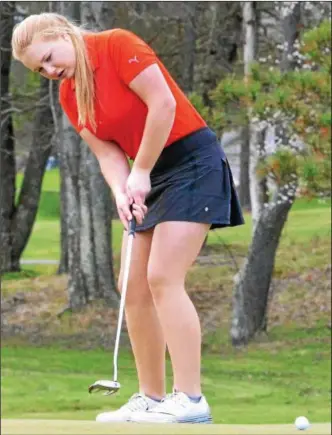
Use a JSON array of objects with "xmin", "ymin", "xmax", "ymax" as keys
[{"xmin": 295, "ymin": 416, "xmax": 310, "ymax": 430}]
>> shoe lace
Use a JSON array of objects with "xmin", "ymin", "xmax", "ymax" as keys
[{"xmin": 122, "ymin": 393, "xmax": 150, "ymax": 412}]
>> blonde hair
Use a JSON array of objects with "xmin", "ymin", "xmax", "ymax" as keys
[{"xmin": 11, "ymin": 12, "xmax": 96, "ymax": 131}]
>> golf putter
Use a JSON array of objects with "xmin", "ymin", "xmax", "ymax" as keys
[{"xmin": 89, "ymin": 212, "xmax": 136, "ymax": 396}]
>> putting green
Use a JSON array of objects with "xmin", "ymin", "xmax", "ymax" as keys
[{"xmin": 1, "ymin": 420, "xmax": 331, "ymax": 435}]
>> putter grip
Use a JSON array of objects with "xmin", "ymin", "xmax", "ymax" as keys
[{"xmin": 128, "ymin": 205, "xmax": 136, "ymax": 236}]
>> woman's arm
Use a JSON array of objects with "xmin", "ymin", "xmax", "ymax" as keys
[
  {"xmin": 125, "ymin": 64, "xmax": 176, "ymax": 205},
  {"xmin": 80, "ymin": 128, "xmax": 130, "ymax": 198},
  {"xmin": 80, "ymin": 128, "xmax": 147, "ymax": 227},
  {"xmin": 129, "ymin": 64, "xmax": 176, "ymax": 173}
]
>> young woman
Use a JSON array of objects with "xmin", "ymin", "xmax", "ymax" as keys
[{"xmin": 12, "ymin": 13, "xmax": 244, "ymax": 424}]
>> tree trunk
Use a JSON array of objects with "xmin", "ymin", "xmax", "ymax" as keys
[
  {"xmin": 81, "ymin": 1, "xmax": 99, "ymax": 29},
  {"xmin": 243, "ymin": 1, "xmax": 267, "ymax": 229},
  {"xmin": 231, "ymin": 3, "xmax": 302, "ymax": 345},
  {"xmin": 0, "ymin": 1, "xmax": 16, "ymax": 273},
  {"xmin": 51, "ymin": 0, "xmax": 68, "ymax": 276},
  {"xmin": 239, "ymin": 1, "xmax": 259, "ymax": 211},
  {"xmin": 249, "ymin": 124, "xmax": 269, "ymax": 228},
  {"xmin": 231, "ymin": 185, "xmax": 296, "ymax": 345},
  {"xmin": 61, "ymin": 115, "xmax": 118, "ymax": 309},
  {"xmin": 181, "ymin": 2, "xmax": 198, "ymax": 94},
  {"xmin": 239, "ymin": 125, "xmax": 251, "ymax": 210},
  {"xmin": 200, "ymin": 2, "xmax": 242, "ymax": 107},
  {"xmin": 83, "ymin": 1, "xmax": 115, "ymax": 31},
  {"xmin": 281, "ymin": 2, "xmax": 301, "ymax": 72},
  {"xmin": 275, "ymin": 1, "xmax": 302, "ymax": 159},
  {"xmin": 55, "ymin": 1, "xmax": 76, "ymax": 275},
  {"xmin": 55, "ymin": 1, "xmax": 118, "ymax": 309},
  {"xmin": 1, "ymin": 3, "xmax": 54, "ymax": 273},
  {"xmin": 202, "ymin": 2, "xmax": 220, "ymax": 107},
  {"xmin": 57, "ymin": 109, "xmax": 68, "ymax": 275},
  {"xmin": 11, "ymin": 78, "xmax": 55, "ymax": 266},
  {"xmin": 63, "ymin": 125, "xmax": 87, "ymax": 308},
  {"xmin": 58, "ymin": 156, "xmax": 68, "ymax": 274},
  {"xmin": 243, "ymin": 2, "xmax": 258, "ymax": 77}
]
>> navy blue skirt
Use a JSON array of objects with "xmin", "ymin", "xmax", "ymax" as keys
[{"xmin": 135, "ymin": 127, "xmax": 245, "ymax": 232}]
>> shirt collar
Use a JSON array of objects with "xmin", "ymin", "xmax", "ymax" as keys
[{"xmin": 69, "ymin": 33, "xmax": 99, "ymax": 91}]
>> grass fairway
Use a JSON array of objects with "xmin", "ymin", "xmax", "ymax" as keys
[
  {"xmin": 1, "ymin": 420, "xmax": 331, "ymax": 435},
  {"xmin": 1, "ymin": 329, "xmax": 331, "ymax": 424}
]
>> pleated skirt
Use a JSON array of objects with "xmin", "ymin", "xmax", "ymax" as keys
[{"xmin": 135, "ymin": 127, "xmax": 245, "ymax": 232}]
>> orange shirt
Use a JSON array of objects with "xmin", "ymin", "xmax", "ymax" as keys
[{"xmin": 59, "ymin": 29, "xmax": 207, "ymax": 159}]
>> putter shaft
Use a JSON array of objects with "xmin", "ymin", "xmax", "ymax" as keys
[
  {"xmin": 89, "ymin": 217, "xmax": 136, "ymax": 395},
  {"xmin": 113, "ymin": 229, "xmax": 135, "ymax": 382}
]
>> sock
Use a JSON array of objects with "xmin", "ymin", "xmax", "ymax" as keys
[
  {"xmin": 146, "ymin": 394, "xmax": 163, "ymax": 402},
  {"xmin": 187, "ymin": 394, "xmax": 202, "ymax": 403},
  {"xmin": 173, "ymin": 388, "xmax": 201, "ymax": 403}
]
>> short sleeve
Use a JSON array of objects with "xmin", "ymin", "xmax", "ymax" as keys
[
  {"xmin": 59, "ymin": 82, "xmax": 83, "ymax": 134},
  {"xmin": 108, "ymin": 29, "xmax": 158, "ymax": 85}
]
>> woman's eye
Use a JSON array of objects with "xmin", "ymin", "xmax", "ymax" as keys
[{"xmin": 46, "ymin": 54, "xmax": 51, "ymax": 62}]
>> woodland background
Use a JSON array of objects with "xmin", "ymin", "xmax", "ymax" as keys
[{"xmin": 1, "ymin": 0, "xmax": 331, "ymax": 349}]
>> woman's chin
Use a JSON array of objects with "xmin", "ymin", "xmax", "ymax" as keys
[{"xmin": 67, "ymin": 68, "xmax": 75, "ymax": 79}]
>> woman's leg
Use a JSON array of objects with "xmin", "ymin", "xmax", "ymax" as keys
[
  {"xmin": 147, "ymin": 221, "xmax": 210, "ymax": 397},
  {"xmin": 118, "ymin": 229, "xmax": 166, "ymax": 399}
]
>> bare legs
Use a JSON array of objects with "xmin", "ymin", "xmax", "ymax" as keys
[
  {"xmin": 118, "ymin": 229, "xmax": 165, "ymax": 399},
  {"xmin": 119, "ymin": 222, "xmax": 210, "ymax": 398}
]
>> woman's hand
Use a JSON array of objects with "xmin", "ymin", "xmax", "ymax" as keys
[
  {"xmin": 115, "ymin": 191, "xmax": 148, "ymax": 230},
  {"xmin": 126, "ymin": 167, "xmax": 151, "ymax": 208}
]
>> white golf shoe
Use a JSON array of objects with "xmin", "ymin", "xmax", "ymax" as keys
[
  {"xmin": 129, "ymin": 391, "xmax": 213, "ymax": 424},
  {"xmin": 96, "ymin": 393, "xmax": 160, "ymax": 423}
]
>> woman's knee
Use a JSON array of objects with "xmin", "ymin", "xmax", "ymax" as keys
[
  {"xmin": 118, "ymin": 230, "xmax": 154, "ymax": 306},
  {"xmin": 147, "ymin": 266, "xmax": 182, "ymax": 300},
  {"xmin": 117, "ymin": 273, "xmax": 152, "ymax": 306}
]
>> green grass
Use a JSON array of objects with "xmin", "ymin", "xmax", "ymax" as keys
[
  {"xmin": 1, "ymin": 325, "xmax": 331, "ymax": 424},
  {"xmin": 208, "ymin": 199, "xmax": 331, "ymax": 247},
  {"xmin": 16, "ymin": 170, "xmax": 60, "ymax": 221},
  {"xmin": 18, "ymin": 219, "xmax": 124, "ymax": 262},
  {"xmin": 35, "ymin": 191, "xmax": 60, "ymax": 220},
  {"xmin": 11, "ymin": 196, "xmax": 330, "ymax": 278},
  {"xmin": 2, "ymin": 420, "xmax": 331, "ymax": 435},
  {"xmin": 1, "ymin": 421, "xmax": 331, "ymax": 435},
  {"xmin": 16, "ymin": 169, "xmax": 61, "ymax": 193}
]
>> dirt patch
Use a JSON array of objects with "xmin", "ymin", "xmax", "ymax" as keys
[
  {"xmin": 1, "ymin": 265, "xmax": 331, "ymax": 349},
  {"xmin": 269, "ymin": 265, "xmax": 331, "ymax": 326}
]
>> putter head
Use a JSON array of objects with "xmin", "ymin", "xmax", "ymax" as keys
[{"xmin": 88, "ymin": 380, "xmax": 121, "ymax": 396}]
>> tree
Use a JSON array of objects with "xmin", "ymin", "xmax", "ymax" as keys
[
  {"xmin": 199, "ymin": 2, "xmax": 242, "ymax": 108},
  {"xmin": 180, "ymin": 2, "xmax": 199, "ymax": 94},
  {"xmin": 235, "ymin": 19, "xmax": 330, "ymax": 345},
  {"xmin": 243, "ymin": 2, "xmax": 270, "ymax": 229},
  {"xmin": 57, "ymin": 2, "xmax": 118, "ymax": 310},
  {"xmin": 240, "ymin": 2, "xmax": 259, "ymax": 212},
  {"xmin": 211, "ymin": 11, "xmax": 330, "ymax": 345},
  {"xmin": 1, "ymin": 2, "xmax": 55, "ymax": 273},
  {"xmin": 60, "ymin": 116, "xmax": 118, "ymax": 309},
  {"xmin": 0, "ymin": 1, "xmax": 16, "ymax": 273}
]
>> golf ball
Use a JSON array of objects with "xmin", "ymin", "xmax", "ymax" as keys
[{"xmin": 295, "ymin": 416, "xmax": 310, "ymax": 430}]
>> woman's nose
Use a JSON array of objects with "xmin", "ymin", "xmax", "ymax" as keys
[{"xmin": 43, "ymin": 64, "xmax": 56, "ymax": 76}]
